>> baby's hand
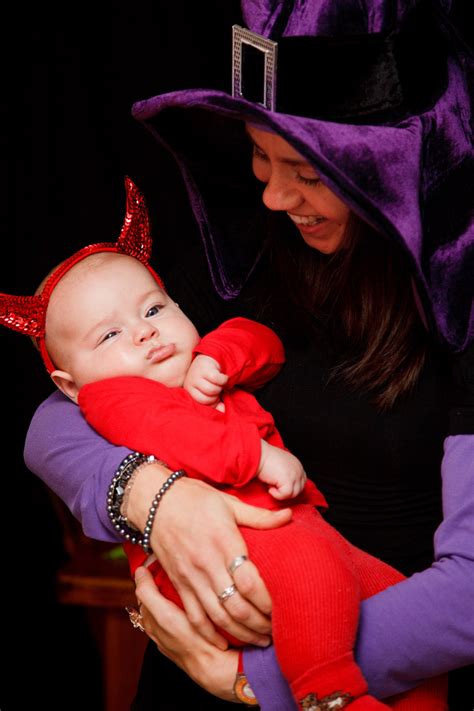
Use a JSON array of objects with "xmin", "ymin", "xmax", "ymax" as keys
[
  {"xmin": 258, "ymin": 441, "xmax": 307, "ymax": 499},
  {"xmin": 184, "ymin": 354, "xmax": 229, "ymax": 406}
]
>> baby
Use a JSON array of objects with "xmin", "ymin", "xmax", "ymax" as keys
[{"xmin": 1, "ymin": 178, "xmax": 446, "ymax": 711}]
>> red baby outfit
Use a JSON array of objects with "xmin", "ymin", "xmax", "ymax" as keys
[{"xmin": 79, "ymin": 318, "xmax": 446, "ymax": 710}]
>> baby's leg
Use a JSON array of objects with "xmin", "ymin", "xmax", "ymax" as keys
[
  {"xmin": 297, "ymin": 510, "xmax": 447, "ymax": 710},
  {"xmin": 343, "ymin": 540, "xmax": 448, "ymax": 710},
  {"xmin": 241, "ymin": 507, "xmax": 389, "ymax": 709}
]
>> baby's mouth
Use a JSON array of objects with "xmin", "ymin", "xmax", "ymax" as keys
[{"xmin": 147, "ymin": 343, "xmax": 176, "ymax": 363}]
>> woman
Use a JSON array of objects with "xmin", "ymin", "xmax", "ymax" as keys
[{"xmin": 24, "ymin": 0, "xmax": 473, "ymax": 708}]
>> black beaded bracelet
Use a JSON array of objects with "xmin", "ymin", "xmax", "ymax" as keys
[
  {"xmin": 107, "ymin": 452, "xmax": 157, "ymax": 545},
  {"xmin": 141, "ymin": 469, "xmax": 187, "ymax": 553}
]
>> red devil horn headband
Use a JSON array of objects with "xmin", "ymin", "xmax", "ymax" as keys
[{"xmin": 0, "ymin": 177, "xmax": 164, "ymax": 373}]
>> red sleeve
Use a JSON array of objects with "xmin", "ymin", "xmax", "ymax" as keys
[
  {"xmin": 78, "ymin": 376, "xmax": 262, "ymax": 487},
  {"xmin": 193, "ymin": 317, "xmax": 285, "ymax": 391}
]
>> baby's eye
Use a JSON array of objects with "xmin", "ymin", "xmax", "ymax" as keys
[
  {"xmin": 146, "ymin": 305, "xmax": 162, "ymax": 317},
  {"xmin": 100, "ymin": 330, "xmax": 119, "ymax": 343}
]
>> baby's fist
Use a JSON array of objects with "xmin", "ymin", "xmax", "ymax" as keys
[
  {"xmin": 184, "ymin": 354, "xmax": 229, "ymax": 406},
  {"xmin": 258, "ymin": 441, "xmax": 307, "ymax": 499}
]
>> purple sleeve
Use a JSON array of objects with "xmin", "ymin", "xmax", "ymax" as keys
[
  {"xmin": 243, "ymin": 647, "xmax": 296, "ymax": 710},
  {"xmin": 356, "ymin": 434, "xmax": 474, "ymax": 696},
  {"xmin": 243, "ymin": 435, "xmax": 474, "ymax": 706},
  {"xmin": 24, "ymin": 391, "xmax": 131, "ymax": 542}
]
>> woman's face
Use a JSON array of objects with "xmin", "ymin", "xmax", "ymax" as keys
[{"xmin": 246, "ymin": 125, "xmax": 351, "ymax": 254}]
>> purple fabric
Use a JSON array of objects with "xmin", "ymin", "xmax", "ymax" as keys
[
  {"xmin": 24, "ymin": 390, "xmax": 128, "ymax": 542},
  {"xmin": 243, "ymin": 646, "xmax": 297, "ymax": 709},
  {"xmin": 241, "ymin": 0, "xmax": 452, "ymax": 37},
  {"xmin": 243, "ymin": 434, "xmax": 474, "ymax": 707}
]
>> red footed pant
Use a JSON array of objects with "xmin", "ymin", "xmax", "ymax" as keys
[{"xmin": 128, "ymin": 505, "xmax": 447, "ymax": 710}]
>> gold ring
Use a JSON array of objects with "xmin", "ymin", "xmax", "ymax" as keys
[{"xmin": 126, "ymin": 605, "xmax": 145, "ymax": 632}]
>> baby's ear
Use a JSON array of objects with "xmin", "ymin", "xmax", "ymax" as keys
[{"xmin": 50, "ymin": 370, "xmax": 80, "ymax": 403}]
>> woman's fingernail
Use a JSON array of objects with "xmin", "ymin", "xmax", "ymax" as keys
[{"xmin": 135, "ymin": 566, "xmax": 147, "ymax": 581}]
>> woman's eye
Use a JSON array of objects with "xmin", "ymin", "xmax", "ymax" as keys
[
  {"xmin": 146, "ymin": 305, "xmax": 161, "ymax": 317},
  {"xmin": 296, "ymin": 174, "xmax": 321, "ymax": 187}
]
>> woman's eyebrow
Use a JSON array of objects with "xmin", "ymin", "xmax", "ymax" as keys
[{"xmin": 278, "ymin": 156, "xmax": 313, "ymax": 168}]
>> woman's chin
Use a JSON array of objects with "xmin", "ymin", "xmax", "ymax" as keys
[{"xmin": 299, "ymin": 227, "xmax": 345, "ymax": 254}]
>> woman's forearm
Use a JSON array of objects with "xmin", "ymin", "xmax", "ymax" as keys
[
  {"xmin": 24, "ymin": 391, "xmax": 130, "ymax": 541},
  {"xmin": 356, "ymin": 434, "xmax": 474, "ymax": 697}
]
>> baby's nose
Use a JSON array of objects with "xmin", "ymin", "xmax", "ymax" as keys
[{"xmin": 135, "ymin": 323, "xmax": 158, "ymax": 344}]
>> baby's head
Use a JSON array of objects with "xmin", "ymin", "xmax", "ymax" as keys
[
  {"xmin": 0, "ymin": 177, "xmax": 200, "ymax": 402},
  {"xmin": 45, "ymin": 252, "xmax": 200, "ymax": 403}
]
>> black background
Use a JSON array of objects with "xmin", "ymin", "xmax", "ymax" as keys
[
  {"xmin": 1, "ymin": 2, "xmax": 242, "ymax": 708},
  {"xmin": 0, "ymin": 1, "xmax": 471, "ymax": 708}
]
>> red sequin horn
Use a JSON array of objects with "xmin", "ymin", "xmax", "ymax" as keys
[{"xmin": 0, "ymin": 176, "xmax": 163, "ymax": 371}]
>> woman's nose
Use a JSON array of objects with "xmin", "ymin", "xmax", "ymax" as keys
[
  {"xmin": 134, "ymin": 322, "xmax": 158, "ymax": 345},
  {"xmin": 261, "ymin": 175, "xmax": 303, "ymax": 212}
]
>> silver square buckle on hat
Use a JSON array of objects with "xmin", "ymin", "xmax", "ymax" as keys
[{"xmin": 232, "ymin": 25, "xmax": 278, "ymax": 111}]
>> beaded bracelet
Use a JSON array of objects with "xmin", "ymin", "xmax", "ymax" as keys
[
  {"xmin": 108, "ymin": 452, "xmax": 157, "ymax": 545},
  {"xmin": 141, "ymin": 469, "xmax": 187, "ymax": 553},
  {"xmin": 121, "ymin": 465, "xmax": 144, "ymax": 521}
]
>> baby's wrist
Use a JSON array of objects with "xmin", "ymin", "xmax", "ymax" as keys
[{"xmin": 257, "ymin": 440, "xmax": 268, "ymax": 474}]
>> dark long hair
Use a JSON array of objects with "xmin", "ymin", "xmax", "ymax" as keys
[{"xmin": 257, "ymin": 212, "xmax": 428, "ymax": 410}]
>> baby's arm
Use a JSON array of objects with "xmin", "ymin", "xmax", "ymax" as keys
[
  {"xmin": 79, "ymin": 376, "xmax": 263, "ymax": 486},
  {"xmin": 184, "ymin": 317, "xmax": 284, "ymax": 409},
  {"xmin": 186, "ymin": 318, "xmax": 306, "ymax": 499},
  {"xmin": 257, "ymin": 440, "xmax": 307, "ymax": 499},
  {"xmin": 192, "ymin": 317, "xmax": 285, "ymax": 392},
  {"xmin": 183, "ymin": 354, "xmax": 229, "ymax": 407}
]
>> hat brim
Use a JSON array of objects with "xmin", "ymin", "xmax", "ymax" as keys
[{"xmin": 131, "ymin": 61, "xmax": 473, "ymax": 350}]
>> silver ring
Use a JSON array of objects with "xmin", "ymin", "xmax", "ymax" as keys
[
  {"xmin": 228, "ymin": 555, "xmax": 248, "ymax": 576},
  {"xmin": 217, "ymin": 584, "xmax": 238, "ymax": 604},
  {"xmin": 126, "ymin": 605, "xmax": 145, "ymax": 632}
]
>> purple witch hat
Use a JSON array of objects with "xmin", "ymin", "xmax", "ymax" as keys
[{"xmin": 132, "ymin": 0, "xmax": 473, "ymax": 351}]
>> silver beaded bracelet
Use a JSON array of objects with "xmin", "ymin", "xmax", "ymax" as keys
[
  {"xmin": 107, "ymin": 452, "xmax": 157, "ymax": 545},
  {"xmin": 108, "ymin": 453, "xmax": 187, "ymax": 552},
  {"xmin": 141, "ymin": 469, "xmax": 187, "ymax": 553}
]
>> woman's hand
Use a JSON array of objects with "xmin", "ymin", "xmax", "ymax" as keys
[
  {"xmin": 127, "ymin": 464, "xmax": 292, "ymax": 648},
  {"xmin": 135, "ymin": 566, "xmax": 240, "ymax": 702}
]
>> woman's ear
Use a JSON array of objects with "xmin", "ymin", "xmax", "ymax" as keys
[{"xmin": 50, "ymin": 370, "xmax": 80, "ymax": 403}]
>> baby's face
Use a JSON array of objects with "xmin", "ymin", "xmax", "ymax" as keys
[{"xmin": 46, "ymin": 253, "xmax": 200, "ymax": 394}]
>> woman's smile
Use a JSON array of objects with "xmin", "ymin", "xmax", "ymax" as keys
[{"xmin": 287, "ymin": 212, "xmax": 327, "ymax": 228}]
